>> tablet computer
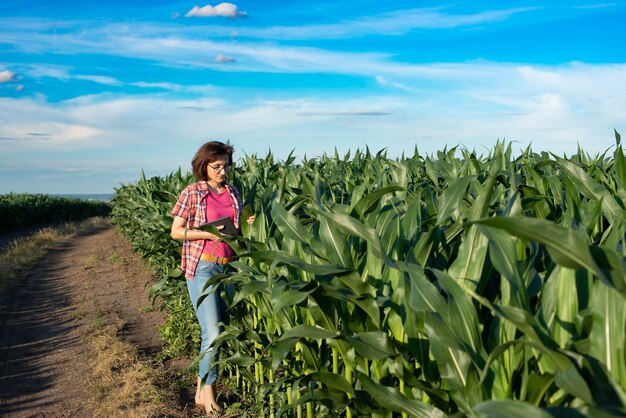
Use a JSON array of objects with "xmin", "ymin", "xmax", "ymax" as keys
[{"xmin": 199, "ymin": 216, "xmax": 238, "ymax": 236}]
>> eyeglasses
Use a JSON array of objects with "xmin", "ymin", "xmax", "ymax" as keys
[{"xmin": 207, "ymin": 163, "xmax": 231, "ymax": 172}]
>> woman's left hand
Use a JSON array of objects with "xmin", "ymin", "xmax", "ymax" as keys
[{"xmin": 246, "ymin": 215, "xmax": 255, "ymax": 225}]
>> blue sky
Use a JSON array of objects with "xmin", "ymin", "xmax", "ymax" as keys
[{"xmin": 1, "ymin": 1, "xmax": 625, "ymax": 193}]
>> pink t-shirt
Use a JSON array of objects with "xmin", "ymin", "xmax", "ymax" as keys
[{"xmin": 202, "ymin": 190, "xmax": 236, "ymax": 258}]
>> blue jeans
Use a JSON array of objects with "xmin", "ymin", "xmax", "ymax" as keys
[{"xmin": 186, "ymin": 260, "xmax": 225, "ymax": 385}]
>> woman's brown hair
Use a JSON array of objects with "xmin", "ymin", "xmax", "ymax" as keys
[{"xmin": 191, "ymin": 141, "xmax": 234, "ymax": 181}]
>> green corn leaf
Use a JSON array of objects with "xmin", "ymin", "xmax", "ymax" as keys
[
  {"xmin": 240, "ymin": 205, "xmax": 254, "ymax": 237},
  {"xmin": 476, "ymin": 224, "xmax": 529, "ymax": 309},
  {"xmin": 347, "ymin": 183, "xmax": 368, "ymax": 213},
  {"xmin": 469, "ymin": 170, "xmax": 499, "ymax": 220},
  {"xmin": 475, "ymin": 216, "xmax": 589, "ymax": 270},
  {"xmin": 446, "ymin": 172, "xmax": 499, "ymax": 285},
  {"xmin": 271, "ymin": 201, "xmax": 314, "ymax": 245},
  {"xmin": 447, "ymin": 224, "xmax": 489, "ymax": 288},
  {"xmin": 477, "ymin": 339, "xmax": 555, "ymax": 390},
  {"xmin": 474, "ymin": 217, "xmax": 626, "ymax": 296},
  {"xmin": 357, "ymin": 371, "xmax": 446, "ymax": 418},
  {"xmin": 615, "ymin": 142, "xmax": 626, "ymax": 189},
  {"xmin": 151, "ymin": 189, "xmax": 178, "ymax": 204},
  {"xmin": 332, "ymin": 271, "xmax": 376, "ymax": 297},
  {"xmin": 399, "ymin": 264, "xmax": 447, "ymax": 314},
  {"xmin": 279, "ymin": 324, "xmax": 338, "ymax": 340},
  {"xmin": 314, "ymin": 208, "xmax": 396, "ymax": 268},
  {"xmin": 555, "ymin": 366, "xmax": 594, "ymax": 404},
  {"xmin": 211, "ymin": 326, "xmax": 246, "ymax": 349},
  {"xmin": 310, "ymin": 371, "xmax": 355, "ymax": 396},
  {"xmin": 526, "ymin": 374, "xmax": 557, "ymax": 405},
  {"xmin": 413, "ymin": 228, "xmax": 436, "ymax": 267},
  {"xmin": 347, "ymin": 331, "xmax": 395, "ymax": 360},
  {"xmin": 271, "ymin": 286, "xmax": 317, "ymax": 313},
  {"xmin": 240, "ymin": 250, "xmax": 352, "ymax": 275},
  {"xmin": 299, "ymin": 341, "xmax": 322, "ymax": 371},
  {"xmin": 432, "ymin": 270, "xmax": 483, "ymax": 359},
  {"xmin": 550, "ymin": 266, "xmax": 580, "ymax": 348},
  {"xmin": 424, "ymin": 312, "xmax": 472, "ymax": 389},
  {"xmin": 401, "ymin": 191, "xmax": 423, "ymax": 242},
  {"xmin": 590, "ymin": 281, "xmax": 626, "ymax": 387},
  {"xmin": 349, "ymin": 294, "xmax": 381, "ymax": 326},
  {"xmin": 436, "ymin": 175, "xmax": 473, "ymax": 225},
  {"xmin": 556, "ymin": 157, "xmax": 626, "ymax": 224},
  {"xmin": 191, "ymin": 217, "xmax": 216, "ymax": 233},
  {"xmin": 474, "ymin": 400, "xmax": 552, "ymax": 418},
  {"xmin": 460, "ymin": 285, "xmax": 571, "ymax": 371},
  {"xmin": 270, "ymin": 338, "xmax": 298, "ymax": 371},
  {"xmin": 276, "ymin": 387, "xmax": 348, "ymax": 417},
  {"xmin": 580, "ymin": 407, "xmax": 626, "ymax": 418},
  {"xmin": 224, "ymin": 352, "xmax": 257, "ymax": 367},
  {"xmin": 424, "ymin": 157, "xmax": 439, "ymax": 185},
  {"xmin": 475, "ymin": 225, "xmax": 518, "ymax": 281},
  {"xmin": 352, "ymin": 185, "xmax": 404, "ymax": 216},
  {"xmin": 589, "ymin": 245, "xmax": 626, "ymax": 296},
  {"xmin": 307, "ymin": 292, "xmax": 338, "ymax": 332},
  {"xmin": 319, "ymin": 217, "xmax": 352, "ymax": 267},
  {"xmin": 231, "ymin": 278, "xmax": 268, "ymax": 307}
]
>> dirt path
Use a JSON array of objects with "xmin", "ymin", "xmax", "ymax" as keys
[{"xmin": 0, "ymin": 225, "xmax": 169, "ymax": 417}]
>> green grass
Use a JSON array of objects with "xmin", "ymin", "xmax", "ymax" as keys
[{"xmin": 0, "ymin": 217, "xmax": 110, "ymax": 288}]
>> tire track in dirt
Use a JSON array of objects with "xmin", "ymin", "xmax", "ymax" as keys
[{"xmin": 0, "ymin": 226, "xmax": 167, "ymax": 417}]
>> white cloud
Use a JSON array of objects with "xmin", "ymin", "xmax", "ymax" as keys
[
  {"xmin": 185, "ymin": 3, "xmax": 247, "ymax": 18},
  {"xmin": 0, "ymin": 69, "xmax": 623, "ymax": 195},
  {"xmin": 375, "ymin": 75, "xmax": 415, "ymax": 92},
  {"xmin": 21, "ymin": 65, "xmax": 123, "ymax": 86},
  {"xmin": 216, "ymin": 54, "xmax": 236, "ymax": 63},
  {"xmin": 131, "ymin": 81, "xmax": 215, "ymax": 93},
  {"xmin": 573, "ymin": 3, "xmax": 616, "ymax": 9},
  {"xmin": 0, "ymin": 70, "xmax": 16, "ymax": 83},
  {"xmin": 21, "ymin": 65, "xmax": 217, "ymax": 92},
  {"xmin": 240, "ymin": 7, "xmax": 538, "ymax": 40},
  {"xmin": 0, "ymin": 13, "xmax": 552, "ymax": 78},
  {"xmin": 54, "ymin": 123, "xmax": 102, "ymax": 142},
  {"xmin": 23, "ymin": 65, "xmax": 71, "ymax": 79},
  {"xmin": 96, "ymin": 34, "xmax": 395, "ymax": 75},
  {"xmin": 1, "ymin": 62, "xmax": 624, "ymax": 160},
  {"xmin": 10, "ymin": 65, "xmax": 216, "ymax": 93},
  {"xmin": 74, "ymin": 74, "xmax": 123, "ymax": 86},
  {"xmin": 0, "ymin": 31, "xmax": 539, "ymax": 81}
]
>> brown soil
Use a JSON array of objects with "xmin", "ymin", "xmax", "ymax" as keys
[{"xmin": 0, "ymin": 225, "xmax": 195, "ymax": 417}]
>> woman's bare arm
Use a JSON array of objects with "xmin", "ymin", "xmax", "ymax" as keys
[{"xmin": 170, "ymin": 215, "xmax": 221, "ymax": 241}]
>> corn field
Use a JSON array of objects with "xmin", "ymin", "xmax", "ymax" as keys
[
  {"xmin": 111, "ymin": 135, "xmax": 626, "ymax": 417},
  {"xmin": 0, "ymin": 193, "xmax": 111, "ymax": 233}
]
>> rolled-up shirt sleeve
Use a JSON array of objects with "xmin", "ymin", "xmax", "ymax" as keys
[{"xmin": 172, "ymin": 187, "xmax": 190, "ymax": 220}]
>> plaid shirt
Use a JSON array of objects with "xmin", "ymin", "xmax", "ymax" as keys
[{"xmin": 171, "ymin": 181, "xmax": 243, "ymax": 279}]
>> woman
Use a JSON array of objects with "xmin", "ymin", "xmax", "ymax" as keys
[{"xmin": 170, "ymin": 141, "xmax": 254, "ymax": 415}]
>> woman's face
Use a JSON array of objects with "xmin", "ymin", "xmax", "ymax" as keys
[{"xmin": 206, "ymin": 154, "xmax": 230, "ymax": 185}]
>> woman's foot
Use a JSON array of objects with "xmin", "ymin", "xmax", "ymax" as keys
[
  {"xmin": 202, "ymin": 384, "xmax": 222, "ymax": 415},
  {"xmin": 206, "ymin": 402, "xmax": 222, "ymax": 416},
  {"xmin": 194, "ymin": 376, "xmax": 204, "ymax": 406},
  {"xmin": 194, "ymin": 377, "xmax": 222, "ymax": 415}
]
